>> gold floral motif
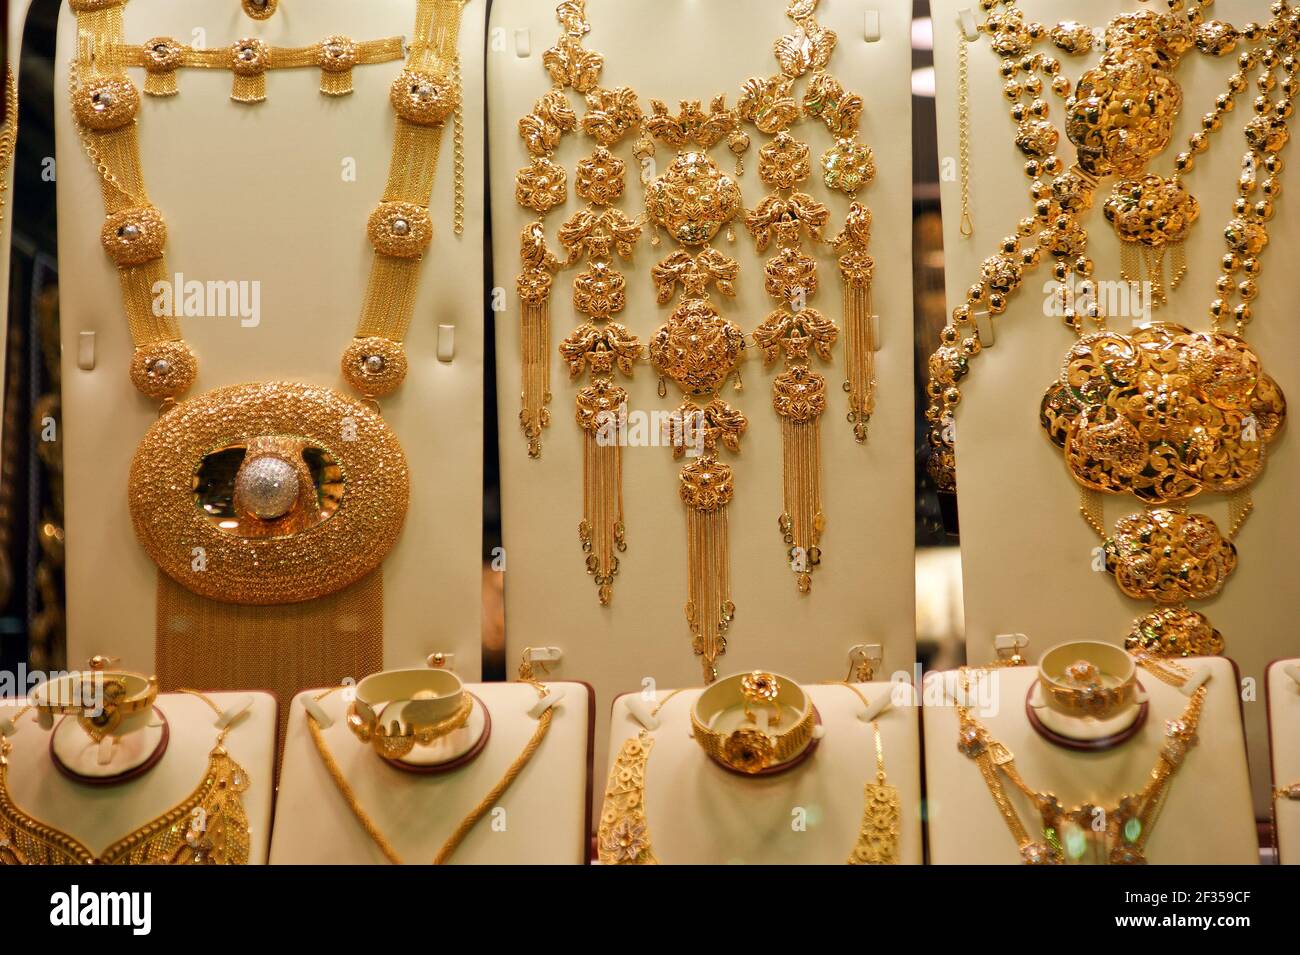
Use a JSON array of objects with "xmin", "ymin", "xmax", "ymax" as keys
[
  {"xmin": 802, "ymin": 72, "xmax": 862, "ymax": 137},
  {"xmin": 581, "ymin": 86, "xmax": 642, "ymax": 146},
  {"xmin": 543, "ymin": 35, "xmax": 603, "ymax": 93},
  {"xmin": 773, "ymin": 22, "xmax": 836, "ymax": 78},
  {"xmin": 596, "ymin": 734, "xmax": 657, "ymax": 865},
  {"xmin": 518, "ymin": 90, "xmax": 578, "ymax": 157},
  {"xmin": 1066, "ymin": 49, "xmax": 1183, "ymax": 178},
  {"xmin": 644, "ymin": 97, "xmax": 741, "ymax": 150},
  {"xmin": 647, "ymin": 151, "xmax": 743, "ymax": 246},
  {"xmin": 1105, "ymin": 508, "xmax": 1237, "ymax": 604},
  {"xmin": 1040, "ymin": 324, "xmax": 1286, "ymax": 503},
  {"xmin": 560, "ymin": 322, "xmax": 639, "ymax": 380},
  {"xmin": 515, "ymin": 157, "xmax": 568, "ymax": 213},
  {"xmin": 650, "ymin": 299, "xmax": 745, "ymax": 397},
  {"xmin": 574, "ymin": 147, "xmax": 626, "ymax": 206},
  {"xmin": 757, "ymin": 132, "xmax": 812, "ymax": 189},
  {"xmin": 738, "ymin": 75, "xmax": 800, "ymax": 135},
  {"xmin": 1126, "ymin": 605, "xmax": 1224, "ymax": 657},
  {"xmin": 1104, "ymin": 175, "xmax": 1199, "ymax": 247},
  {"xmin": 821, "ymin": 137, "xmax": 875, "ymax": 195},
  {"xmin": 1050, "ymin": 21, "xmax": 1094, "ymax": 56}
]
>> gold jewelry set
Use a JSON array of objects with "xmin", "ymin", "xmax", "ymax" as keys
[
  {"xmin": 927, "ymin": 0, "xmax": 1295, "ymax": 657},
  {"xmin": 598, "ymin": 673, "xmax": 899, "ymax": 864},
  {"xmin": 305, "ymin": 680, "xmax": 555, "ymax": 865},
  {"xmin": 515, "ymin": 0, "xmax": 879, "ymax": 681},
  {"xmin": 70, "ymin": 0, "xmax": 467, "ymax": 712},
  {"xmin": 1, "ymin": 681, "xmax": 251, "ymax": 865},
  {"xmin": 957, "ymin": 661, "xmax": 1206, "ymax": 865},
  {"xmin": 343, "ymin": 669, "xmax": 475, "ymax": 760}
]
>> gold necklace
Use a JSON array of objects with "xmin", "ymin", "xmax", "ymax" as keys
[
  {"xmin": 956, "ymin": 666, "xmax": 1206, "ymax": 865},
  {"xmin": 0, "ymin": 689, "xmax": 251, "ymax": 865},
  {"xmin": 597, "ymin": 683, "xmax": 899, "ymax": 865},
  {"xmin": 118, "ymin": 34, "xmax": 407, "ymax": 101},
  {"xmin": 740, "ymin": 0, "xmax": 877, "ymax": 596},
  {"xmin": 305, "ymin": 683, "xmax": 554, "ymax": 865},
  {"xmin": 0, "ymin": 65, "xmax": 17, "ymax": 609},
  {"xmin": 242, "ymin": 0, "xmax": 277, "ymax": 20},
  {"xmin": 927, "ymin": 0, "xmax": 1297, "ymax": 656},
  {"xmin": 70, "ymin": 0, "xmax": 466, "ymax": 707}
]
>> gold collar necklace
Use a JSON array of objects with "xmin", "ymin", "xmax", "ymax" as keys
[
  {"xmin": 927, "ymin": 0, "xmax": 1297, "ymax": 657},
  {"xmin": 70, "ymin": 0, "xmax": 467, "ymax": 705},
  {"xmin": 956, "ymin": 665, "xmax": 1206, "ymax": 865},
  {"xmin": 597, "ymin": 682, "xmax": 899, "ymax": 865},
  {"xmin": 0, "ymin": 689, "xmax": 251, "ymax": 865},
  {"xmin": 515, "ymin": 0, "xmax": 878, "ymax": 680}
]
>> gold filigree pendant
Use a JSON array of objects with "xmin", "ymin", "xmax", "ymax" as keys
[{"xmin": 128, "ymin": 382, "xmax": 409, "ymax": 606}]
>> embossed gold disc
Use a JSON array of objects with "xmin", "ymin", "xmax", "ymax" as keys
[{"xmin": 129, "ymin": 382, "xmax": 409, "ymax": 605}]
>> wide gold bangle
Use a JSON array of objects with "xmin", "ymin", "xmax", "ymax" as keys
[
  {"xmin": 1038, "ymin": 641, "xmax": 1140, "ymax": 721},
  {"xmin": 345, "ymin": 668, "xmax": 473, "ymax": 760},
  {"xmin": 28, "ymin": 656, "xmax": 159, "ymax": 743},
  {"xmin": 690, "ymin": 671, "xmax": 815, "ymax": 774}
]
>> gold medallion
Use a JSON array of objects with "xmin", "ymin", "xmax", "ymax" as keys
[{"xmin": 128, "ymin": 382, "xmax": 409, "ymax": 605}]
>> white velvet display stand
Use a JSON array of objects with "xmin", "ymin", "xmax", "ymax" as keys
[
  {"xmin": 53, "ymin": 0, "xmax": 487, "ymax": 676},
  {"xmin": 0, "ymin": 690, "xmax": 277, "ymax": 864},
  {"xmin": 603, "ymin": 681, "xmax": 923, "ymax": 864},
  {"xmin": 1266, "ymin": 658, "xmax": 1300, "ymax": 864},
  {"xmin": 923, "ymin": 658, "xmax": 1257, "ymax": 863},
  {"xmin": 929, "ymin": 0, "xmax": 1299, "ymax": 814},
  {"xmin": 270, "ymin": 681, "xmax": 593, "ymax": 864},
  {"xmin": 488, "ymin": 0, "xmax": 916, "ymax": 776}
]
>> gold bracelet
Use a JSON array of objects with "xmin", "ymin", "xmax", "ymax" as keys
[
  {"xmin": 117, "ymin": 35, "xmax": 406, "ymax": 101},
  {"xmin": 344, "ymin": 668, "xmax": 474, "ymax": 760},
  {"xmin": 1037, "ymin": 642, "xmax": 1140, "ymax": 721},
  {"xmin": 690, "ymin": 671, "xmax": 815, "ymax": 774},
  {"xmin": 28, "ymin": 656, "xmax": 159, "ymax": 743}
]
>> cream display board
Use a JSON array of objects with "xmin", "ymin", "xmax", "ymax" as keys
[
  {"xmin": 1267, "ymin": 659, "xmax": 1300, "ymax": 864},
  {"xmin": 923, "ymin": 657, "xmax": 1257, "ymax": 864},
  {"xmin": 0, "ymin": 689, "xmax": 276, "ymax": 864},
  {"xmin": 270, "ymin": 680, "xmax": 593, "ymax": 864},
  {"xmin": 598, "ymin": 678, "xmax": 922, "ymax": 864},
  {"xmin": 929, "ymin": 0, "xmax": 1299, "ymax": 814},
  {"xmin": 487, "ymin": 0, "xmax": 916, "ymax": 747},
  {"xmin": 53, "ymin": 0, "xmax": 487, "ymax": 684}
]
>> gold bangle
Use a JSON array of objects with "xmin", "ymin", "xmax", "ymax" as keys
[
  {"xmin": 1037, "ymin": 641, "xmax": 1140, "ymax": 721},
  {"xmin": 28, "ymin": 656, "xmax": 159, "ymax": 743},
  {"xmin": 344, "ymin": 668, "xmax": 474, "ymax": 760},
  {"xmin": 690, "ymin": 671, "xmax": 815, "ymax": 774}
]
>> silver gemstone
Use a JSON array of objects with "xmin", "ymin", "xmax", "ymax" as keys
[
  {"xmin": 236, "ymin": 456, "xmax": 300, "ymax": 521},
  {"xmin": 148, "ymin": 358, "xmax": 171, "ymax": 377},
  {"xmin": 120, "ymin": 224, "xmax": 141, "ymax": 240},
  {"xmin": 93, "ymin": 92, "xmax": 114, "ymax": 110},
  {"xmin": 391, "ymin": 218, "xmax": 410, "ymax": 236},
  {"xmin": 363, "ymin": 355, "xmax": 386, "ymax": 375}
]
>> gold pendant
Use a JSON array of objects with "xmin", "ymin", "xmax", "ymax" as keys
[
  {"xmin": 1104, "ymin": 175, "xmax": 1198, "ymax": 308},
  {"xmin": 128, "ymin": 382, "xmax": 409, "ymax": 605}
]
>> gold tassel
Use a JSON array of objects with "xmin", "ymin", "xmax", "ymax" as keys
[
  {"xmin": 231, "ymin": 72, "xmax": 267, "ymax": 104},
  {"xmin": 580, "ymin": 415, "xmax": 626, "ymax": 605},
  {"xmin": 1170, "ymin": 240, "xmax": 1188, "ymax": 291},
  {"xmin": 834, "ymin": 203, "xmax": 876, "ymax": 442},
  {"xmin": 517, "ymin": 223, "xmax": 556, "ymax": 457},
  {"xmin": 143, "ymin": 71, "xmax": 178, "ymax": 97},
  {"xmin": 319, "ymin": 67, "xmax": 354, "ymax": 97},
  {"xmin": 1120, "ymin": 240, "xmax": 1140, "ymax": 286},
  {"xmin": 685, "ymin": 483, "xmax": 734, "ymax": 684},
  {"xmin": 780, "ymin": 413, "xmax": 824, "ymax": 594}
]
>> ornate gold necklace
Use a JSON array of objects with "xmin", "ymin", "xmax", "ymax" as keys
[
  {"xmin": 514, "ymin": 0, "xmax": 878, "ymax": 680},
  {"xmin": 598, "ymin": 683, "xmax": 899, "ymax": 865},
  {"xmin": 928, "ymin": 0, "xmax": 1296, "ymax": 656},
  {"xmin": 956, "ymin": 666, "xmax": 1205, "ymax": 865},
  {"xmin": 0, "ymin": 690, "xmax": 251, "ymax": 866},
  {"xmin": 70, "ymin": 0, "xmax": 466, "ymax": 704}
]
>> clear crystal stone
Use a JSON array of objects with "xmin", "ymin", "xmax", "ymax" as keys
[
  {"xmin": 93, "ymin": 92, "xmax": 114, "ymax": 110},
  {"xmin": 236, "ymin": 455, "xmax": 300, "ymax": 520}
]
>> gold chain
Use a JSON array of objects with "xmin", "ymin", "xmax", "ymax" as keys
[
  {"xmin": 957, "ymin": 35, "xmax": 973, "ymax": 237},
  {"xmin": 305, "ymin": 683, "xmax": 555, "ymax": 865}
]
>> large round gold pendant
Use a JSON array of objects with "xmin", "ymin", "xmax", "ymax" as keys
[{"xmin": 128, "ymin": 382, "xmax": 409, "ymax": 605}]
